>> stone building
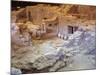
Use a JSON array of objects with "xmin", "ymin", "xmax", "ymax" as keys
[{"xmin": 11, "ymin": 4, "xmax": 96, "ymax": 39}]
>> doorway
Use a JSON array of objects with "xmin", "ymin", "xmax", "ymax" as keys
[{"xmin": 68, "ymin": 26, "xmax": 78, "ymax": 34}]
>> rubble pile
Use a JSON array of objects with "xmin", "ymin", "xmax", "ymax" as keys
[
  {"xmin": 11, "ymin": 22, "xmax": 32, "ymax": 46},
  {"xmin": 11, "ymin": 26, "xmax": 96, "ymax": 73}
]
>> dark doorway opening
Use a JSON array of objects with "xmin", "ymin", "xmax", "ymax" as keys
[
  {"xmin": 68, "ymin": 26, "xmax": 74, "ymax": 34},
  {"xmin": 68, "ymin": 26, "xmax": 78, "ymax": 34}
]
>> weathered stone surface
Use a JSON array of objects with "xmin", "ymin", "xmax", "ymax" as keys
[{"xmin": 11, "ymin": 27, "xmax": 96, "ymax": 73}]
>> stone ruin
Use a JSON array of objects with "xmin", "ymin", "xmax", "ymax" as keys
[
  {"xmin": 11, "ymin": 4, "xmax": 96, "ymax": 40},
  {"xmin": 11, "ymin": 3, "xmax": 96, "ymax": 74},
  {"xmin": 11, "ymin": 25, "xmax": 96, "ymax": 74}
]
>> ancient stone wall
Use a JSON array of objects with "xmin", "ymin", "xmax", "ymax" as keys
[
  {"xmin": 68, "ymin": 5, "xmax": 96, "ymax": 20},
  {"xmin": 78, "ymin": 6, "xmax": 96, "ymax": 20}
]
